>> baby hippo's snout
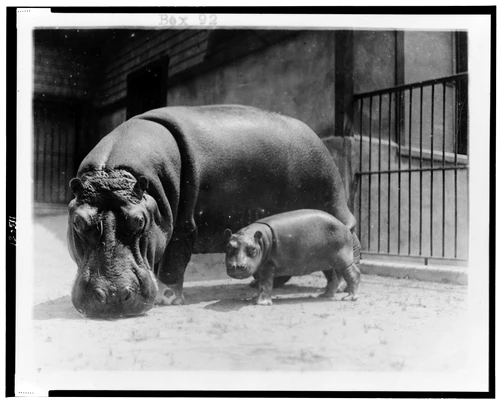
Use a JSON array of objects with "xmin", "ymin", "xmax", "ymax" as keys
[
  {"xmin": 224, "ymin": 228, "xmax": 263, "ymax": 280},
  {"xmin": 226, "ymin": 263, "xmax": 254, "ymax": 279}
]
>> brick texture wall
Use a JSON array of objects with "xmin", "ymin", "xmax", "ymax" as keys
[
  {"xmin": 95, "ymin": 30, "xmax": 210, "ymax": 108},
  {"xmin": 33, "ymin": 41, "xmax": 96, "ymax": 99}
]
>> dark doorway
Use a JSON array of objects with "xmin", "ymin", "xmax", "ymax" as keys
[{"xmin": 126, "ymin": 57, "xmax": 168, "ymax": 119}]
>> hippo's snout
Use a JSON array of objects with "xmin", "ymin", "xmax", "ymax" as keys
[
  {"xmin": 89, "ymin": 286, "xmax": 133, "ymax": 305},
  {"xmin": 226, "ymin": 263, "xmax": 254, "ymax": 279},
  {"xmin": 73, "ymin": 285, "xmax": 154, "ymax": 318},
  {"xmin": 72, "ymin": 269, "xmax": 158, "ymax": 318}
]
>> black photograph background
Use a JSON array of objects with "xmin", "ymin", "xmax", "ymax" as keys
[{"xmin": 9, "ymin": 7, "xmax": 494, "ymax": 397}]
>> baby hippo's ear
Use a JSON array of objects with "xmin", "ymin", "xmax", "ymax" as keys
[
  {"xmin": 254, "ymin": 231, "xmax": 263, "ymax": 241},
  {"xmin": 224, "ymin": 228, "xmax": 233, "ymax": 241}
]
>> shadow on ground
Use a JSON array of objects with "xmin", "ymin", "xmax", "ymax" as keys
[
  {"xmin": 33, "ymin": 281, "xmax": 327, "ymax": 319},
  {"xmin": 33, "ymin": 296, "xmax": 82, "ymax": 320},
  {"xmin": 204, "ymin": 292, "xmax": 337, "ymax": 312}
]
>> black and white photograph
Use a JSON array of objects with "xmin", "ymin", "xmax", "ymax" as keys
[{"xmin": 11, "ymin": 7, "xmax": 493, "ymax": 395}]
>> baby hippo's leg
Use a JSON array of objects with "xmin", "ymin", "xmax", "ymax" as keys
[
  {"xmin": 320, "ymin": 269, "xmax": 340, "ymax": 298},
  {"xmin": 254, "ymin": 264, "xmax": 275, "ymax": 306},
  {"xmin": 340, "ymin": 262, "xmax": 361, "ymax": 301}
]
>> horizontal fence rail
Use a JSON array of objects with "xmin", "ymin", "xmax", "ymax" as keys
[{"xmin": 353, "ymin": 73, "xmax": 469, "ymax": 262}]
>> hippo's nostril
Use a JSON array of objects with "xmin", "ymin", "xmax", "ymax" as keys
[
  {"xmin": 94, "ymin": 288, "xmax": 106, "ymax": 303},
  {"xmin": 120, "ymin": 287, "xmax": 132, "ymax": 303}
]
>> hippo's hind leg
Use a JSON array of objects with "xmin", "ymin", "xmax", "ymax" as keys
[
  {"xmin": 320, "ymin": 269, "xmax": 339, "ymax": 298},
  {"xmin": 340, "ymin": 263, "xmax": 361, "ymax": 301},
  {"xmin": 155, "ymin": 234, "xmax": 193, "ymax": 306},
  {"xmin": 341, "ymin": 231, "xmax": 362, "ymax": 301},
  {"xmin": 321, "ymin": 270, "xmax": 348, "ymax": 298}
]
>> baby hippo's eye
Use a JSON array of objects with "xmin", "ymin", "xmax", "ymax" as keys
[{"xmin": 246, "ymin": 246, "xmax": 257, "ymax": 257}]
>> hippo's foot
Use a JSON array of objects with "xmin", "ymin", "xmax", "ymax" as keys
[
  {"xmin": 255, "ymin": 297, "xmax": 273, "ymax": 306},
  {"xmin": 251, "ymin": 292, "xmax": 273, "ymax": 306},
  {"xmin": 341, "ymin": 293, "xmax": 358, "ymax": 302},
  {"xmin": 155, "ymin": 281, "xmax": 185, "ymax": 306}
]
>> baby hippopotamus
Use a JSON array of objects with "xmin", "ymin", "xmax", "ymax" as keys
[{"xmin": 224, "ymin": 209, "xmax": 361, "ymax": 305}]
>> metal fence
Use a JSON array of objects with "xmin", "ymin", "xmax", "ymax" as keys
[{"xmin": 352, "ymin": 73, "xmax": 469, "ymax": 262}]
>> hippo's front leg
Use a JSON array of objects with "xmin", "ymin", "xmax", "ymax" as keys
[
  {"xmin": 155, "ymin": 235, "xmax": 193, "ymax": 306},
  {"xmin": 254, "ymin": 263, "xmax": 276, "ymax": 306}
]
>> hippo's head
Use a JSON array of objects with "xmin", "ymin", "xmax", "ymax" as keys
[
  {"xmin": 224, "ymin": 228, "xmax": 265, "ymax": 279},
  {"xmin": 67, "ymin": 169, "xmax": 169, "ymax": 318}
]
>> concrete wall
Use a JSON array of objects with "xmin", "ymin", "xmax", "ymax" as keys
[
  {"xmin": 353, "ymin": 30, "xmax": 397, "ymax": 94},
  {"xmin": 167, "ymin": 31, "xmax": 336, "ymax": 139},
  {"xmin": 404, "ymin": 31, "xmax": 455, "ymax": 83}
]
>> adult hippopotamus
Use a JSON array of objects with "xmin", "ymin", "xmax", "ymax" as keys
[
  {"xmin": 224, "ymin": 209, "xmax": 361, "ymax": 305},
  {"xmin": 67, "ymin": 105, "xmax": 357, "ymax": 317}
]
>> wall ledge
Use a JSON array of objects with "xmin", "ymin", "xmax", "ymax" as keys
[{"xmin": 360, "ymin": 259, "xmax": 468, "ymax": 285}]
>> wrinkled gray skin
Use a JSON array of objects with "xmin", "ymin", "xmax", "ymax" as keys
[
  {"xmin": 67, "ymin": 105, "xmax": 356, "ymax": 318},
  {"xmin": 225, "ymin": 210, "xmax": 361, "ymax": 305}
]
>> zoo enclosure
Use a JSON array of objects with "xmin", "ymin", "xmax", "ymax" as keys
[{"xmin": 352, "ymin": 73, "xmax": 469, "ymax": 263}]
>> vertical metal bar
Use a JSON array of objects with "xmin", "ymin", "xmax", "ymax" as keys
[
  {"xmin": 368, "ymin": 95, "xmax": 373, "ymax": 250},
  {"xmin": 359, "ymin": 98, "xmax": 363, "ymax": 244},
  {"xmin": 442, "ymin": 82, "xmax": 446, "ymax": 257},
  {"xmin": 387, "ymin": 92, "xmax": 392, "ymax": 253},
  {"xmin": 430, "ymin": 84, "xmax": 435, "ymax": 257},
  {"xmin": 397, "ymin": 92, "xmax": 402, "ymax": 254},
  {"xmin": 377, "ymin": 94, "xmax": 382, "ymax": 252},
  {"xmin": 419, "ymin": 85, "xmax": 423, "ymax": 256},
  {"xmin": 454, "ymin": 79, "xmax": 458, "ymax": 258},
  {"xmin": 408, "ymin": 88, "xmax": 414, "ymax": 255}
]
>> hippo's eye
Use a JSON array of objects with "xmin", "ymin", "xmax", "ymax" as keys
[
  {"xmin": 128, "ymin": 213, "xmax": 146, "ymax": 233},
  {"xmin": 246, "ymin": 246, "xmax": 257, "ymax": 257}
]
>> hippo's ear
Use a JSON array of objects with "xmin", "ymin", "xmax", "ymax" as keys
[
  {"xmin": 224, "ymin": 228, "xmax": 232, "ymax": 240},
  {"xmin": 254, "ymin": 231, "xmax": 263, "ymax": 241},
  {"xmin": 134, "ymin": 176, "xmax": 149, "ymax": 198},
  {"xmin": 69, "ymin": 178, "xmax": 83, "ymax": 197}
]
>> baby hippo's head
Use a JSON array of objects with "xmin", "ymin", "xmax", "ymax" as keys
[{"xmin": 224, "ymin": 228, "xmax": 264, "ymax": 279}]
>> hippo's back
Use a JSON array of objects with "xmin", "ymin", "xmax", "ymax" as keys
[{"xmin": 79, "ymin": 105, "xmax": 355, "ymax": 253}]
